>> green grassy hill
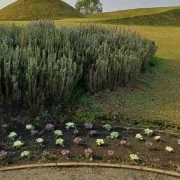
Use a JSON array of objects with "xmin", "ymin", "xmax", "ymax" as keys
[
  {"xmin": 0, "ymin": 0, "xmax": 83, "ymax": 21},
  {"xmin": 87, "ymin": 6, "xmax": 180, "ymax": 19},
  {"xmin": 101, "ymin": 8, "xmax": 180, "ymax": 26}
]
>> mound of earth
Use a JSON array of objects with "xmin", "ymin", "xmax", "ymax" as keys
[{"xmin": 0, "ymin": 0, "xmax": 83, "ymax": 21}]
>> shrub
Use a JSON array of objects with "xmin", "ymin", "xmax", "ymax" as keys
[{"xmin": 0, "ymin": 20, "xmax": 156, "ymax": 114}]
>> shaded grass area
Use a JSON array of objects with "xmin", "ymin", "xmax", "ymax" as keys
[{"xmin": 102, "ymin": 8, "xmax": 180, "ymax": 26}]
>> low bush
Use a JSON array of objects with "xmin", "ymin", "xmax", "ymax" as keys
[{"xmin": 0, "ymin": 20, "xmax": 156, "ymax": 113}]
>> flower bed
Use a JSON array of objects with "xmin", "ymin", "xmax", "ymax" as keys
[{"xmin": 0, "ymin": 123, "xmax": 180, "ymax": 172}]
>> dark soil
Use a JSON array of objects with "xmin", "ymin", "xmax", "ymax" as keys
[{"xmin": 0, "ymin": 123, "xmax": 180, "ymax": 172}]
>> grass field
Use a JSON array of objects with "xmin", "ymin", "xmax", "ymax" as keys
[{"xmin": 0, "ymin": 6, "xmax": 180, "ymax": 128}]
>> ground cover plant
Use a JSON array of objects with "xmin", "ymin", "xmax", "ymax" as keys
[
  {"xmin": 0, "ymin": 19, "xmax": 156, "ymax": 116},
  {"xmin": 0, "ymin": 122, "xmax": 180, "ymax": 172}
]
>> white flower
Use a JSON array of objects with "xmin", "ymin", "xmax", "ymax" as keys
[
  {"xmin": 96, "ymin": 139, "xmax": 104, "ymax": 146},
  {"xmin": 135, "ymin": 134, "xmax": 143, "ymax": 140},
  {"xmin": 36, "ymin": 138, "xmax": 44, "ymax": 143},
  {"xmin": 165, "ymin": 146, "xmax": 173, "ymax": 152},
  {"xmin": 13, "ymin": 140, "xmax": 23, "ymax": 148},
  {"xmin": 154, "ymin": 136, "xmax": 161, "ymax": 141},
  {"xmin": 54, "ymin": 130, "xmax": 63, "ymax": 137},
  {"xmin": 177, "ymin": 139, "xmax": 180, "ymax": 144},
  {"xmin": 8, "ymin": 132, "xmax": 17, "ymax": 139},
  {"xmin": 130, "ymin": 154, "xmax": 139, "ymax": 161},
  {"xmin": 103, "ymin": 124, "xmax": 112, "ymax": 131},
  {"xmin": 56, "ymin": 138, "xmax": 64, "ymax": 146},
  {"xmin": 26, "ymin": 124, "xmax": 34, "ymax": 130},
  {"xmin": 144, "ymin": 129, "xmax": 153, "ymax": 136},
  {"xmin": 65, "ymin": 122, "xmax": 75, "ymax": 130},
  {"xmin": 21, "ymin": 151, "xmax": 30, "ymax": 157},
  {"xmin": 110, "ymin": 132, "xmax": 119, "ymax": 139}
]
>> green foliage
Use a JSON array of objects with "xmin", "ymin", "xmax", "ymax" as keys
[
  {"xmin": 0, "ymin": 20, "xmax": 156, "ymax": 116},
  {"xmin": 72, "ymin": 109, "xmax": 95, "ymax": 123},
  {"xmin": 75, "ymin": 0, "xmax": 103, "ymax": 14}
]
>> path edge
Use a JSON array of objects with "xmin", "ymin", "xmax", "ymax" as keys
[{"xmin": 0, "ymin": 163, "xmax": 180, "ymax": 178}]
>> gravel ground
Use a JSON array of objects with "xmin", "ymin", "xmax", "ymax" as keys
[{"xmin": 0, "ymin": 167, "xmax": 179, "ymax": 180}]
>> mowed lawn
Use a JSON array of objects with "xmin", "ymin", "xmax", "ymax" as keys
[{"xmin": 0, "ymin": 19, "xmax": 180, "ymax": 127}]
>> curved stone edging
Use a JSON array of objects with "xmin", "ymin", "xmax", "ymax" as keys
[{"xmin": 0, "ymin": 163, "xmax": 180, "ymax": 178}]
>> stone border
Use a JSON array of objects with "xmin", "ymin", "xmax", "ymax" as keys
[{"xmin": 0, "ymin": 163, "xmax": 180, "ymax": 178}]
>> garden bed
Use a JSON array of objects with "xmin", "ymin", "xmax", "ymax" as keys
[{"xmin": 0, "ymin": 122, "xmax": 180, "ymax": 172}]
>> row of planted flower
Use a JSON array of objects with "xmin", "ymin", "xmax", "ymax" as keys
[{"xmin": 1, "ymin": 122, "xmax": 180, "ymax": 163}]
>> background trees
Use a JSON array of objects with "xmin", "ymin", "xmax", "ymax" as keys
[{"xmin": 75, "ymin": 0, "xmax": 103, "ymax": 14}]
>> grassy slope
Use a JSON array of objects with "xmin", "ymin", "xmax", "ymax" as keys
[
  {"xmin": 0, "ymin": 0, "xmax": 83, "ymax": 21},
  {"xmin": 87, "ymin": 6, "xmax": 180, "ymax": 19},
  {"xmin": 102, "ymin": 8, "xmax": 180, "ymax": 26}
]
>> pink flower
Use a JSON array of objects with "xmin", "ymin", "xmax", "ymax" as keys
[
  {"xmin": 108, "ymin": 150, "xmax": 115, "ymax": 157},
  {"xmin": 145, "ymin": 141, "xmax": 153, "ymax": 147},
  {"xmin": 61, "ymin": 149, "xmax": 70, "ymax": 156},
  {"xmin": 85, "ymin": 148, "xmax": 93, "ymax": 156},
  {"xmin": 73, "ymin": 137, "xmax": 82, "ymax": 144},
  {"xmin": 120, "ymin": 140, "xmax": 127, "ymax": 146}
]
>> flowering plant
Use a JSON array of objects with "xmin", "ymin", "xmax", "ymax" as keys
[
  {"xmin": 0, "ymin": 151, "xmax": 7, "ymax": 159},
  {"xmin": 110, "ymin": 132, "xmax": 119, "ymax": 139},
  {"xmin": 144, "ymin": 128, "xmax": 153, "ymax": 136},
  {"xmin": 135, "ymin": 134, "xmax": 143, "ymax": 140},
  {"xmin": 73, "ymin": 137, "xmax": 82, "ymax": 144},
  {"xmin": 13, "ymin": 140, "xmax": 24, "ymax": 148},
  {"xmin": 88, "ymin": 130, "xmax": 97, "ymax": 136},
  {"xmin": 45, "ymin": 124, "xmax": 54, "ymax": 131},
  {"xmin": 103, "ymin": 124, "xmax": 112, "ymax": 131},
  {"xmin": 154, "ymin": 136, "xmax": 161, "ymax": 141},
  {"xmin": 21, "ymin": 151, "xmax": 30, "ymax": 157},
  {"xmin": 130, "ymin": 154, "xmax": 139, "ymax": 161},
  {"xmin": 65, "ymin": 122, "xmax": 75, "ymax": 130},
  {"xmin": 85, "ymin": 148, "xmax": 93, "ymax": 158},
  {"xmin": 145, "ymin": 141, "xmax": 153, "ymax": 148},
  {"xmin": 31, "ymin": 130, "xmax": 38, "ymax": 135},
  {"xmin": 165, "ymin": 146, "xmax": 173, "ymax": 152},
  {"xmin": 56, "ymin": 138, "xmax": 64, "ymax": 146},
  {"xmin": 26, "ymin": 124, "xmax": 34, "ymax": 130},
  {"xmin": 54, "ymin": 130, "xmax": 63, "ymax": 137},
  {"xmin": 96, "ymin": 139, "xmax": 104, "ymax": 146},
  {"xmin": 120, "ymin": 140, "xmax": 127, "ymax": 146},
  {"xmin": 177, "ymin": 139, "xmax": 180, "ymax": 145},
  {"xmin": 107, "ymin": 150, "xmax": 115, "ymax": 157},
  {"xmin": 8, "ymin": 132, "xmax": 17, "ymax": 139},
  {"xmin": 36, "ymin": 138, "xmax": 44, "ymax": 144},
  {"xmin": 84, "ymin": 123, "xmax": 93, "ymax": 129},
  {"xmin": 61, "ymin": 149, "xmax": 70, "ymax": 156}
]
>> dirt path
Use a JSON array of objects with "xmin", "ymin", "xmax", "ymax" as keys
[{"xmin": 0, "ymin": 167, "xmax": 179, "ymax": 180}]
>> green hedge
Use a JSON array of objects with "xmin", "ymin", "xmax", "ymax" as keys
[{"xmin": 0, "ymin": 20, "xmax": 156, "ymax": 111}]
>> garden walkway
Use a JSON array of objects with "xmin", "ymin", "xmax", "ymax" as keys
[{"xmin": 0, "ymin": 167, "xmax": 179, "ymax": 180}]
